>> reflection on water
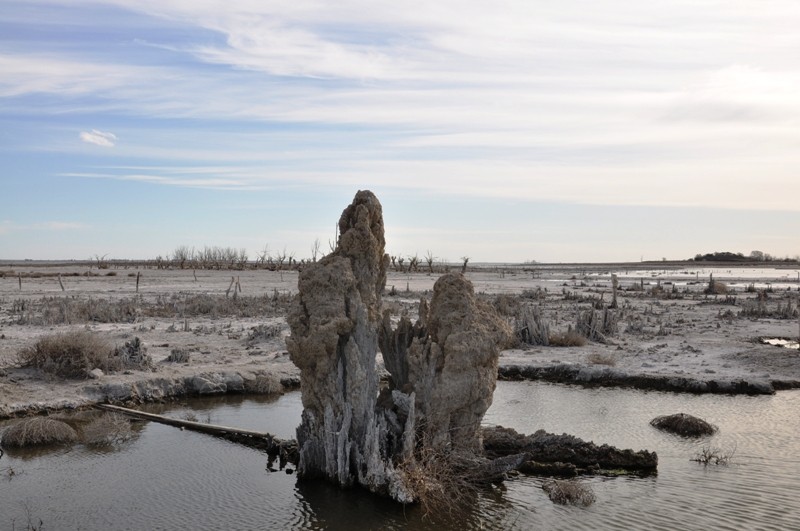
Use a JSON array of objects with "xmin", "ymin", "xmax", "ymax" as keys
[{"xmin": 2, "ymin": 384, "xmax": 799, "ymax": 530}]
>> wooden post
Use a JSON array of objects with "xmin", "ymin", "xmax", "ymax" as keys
[
  {"xmin": 225, "ymin": 276, "xmax": 235, "ymax": 298},
  {"xmin": 136, "ymin": 272, "xmax": 141, "ymax": 293},
  {"xmin": 18, "ymin": 273, "xmax": 22, "ymax": 290},
  {"xmin": 193, "ymin": 269, "xmax": 198, "ymax": 282},
  {"xmin": 58, "ymin": 273, "xmax": 65, "ymax": 291}
]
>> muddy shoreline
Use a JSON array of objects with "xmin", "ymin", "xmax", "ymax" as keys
[{"xmin": 2, "ymin": 263, "xmax": 799, "ymax": 419}]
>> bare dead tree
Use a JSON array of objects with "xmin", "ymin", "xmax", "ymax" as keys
[
  {"xmin": 424, "ymin": 250, "xmax": 436, "ymax": 274},
  {"xmin": 408, "ymin": 254, "xmax": 419, "ymax": 273},
  {"xmin": 311, "ymin": 238, "xmax": 321, "ymax": 262},
  {"xmin": 236, "ymin": 248, "xmax": 249, "ymax": 270},
  {"xmin": 460, "ymin": 256, "xmax": 470, "ymax": 274}
]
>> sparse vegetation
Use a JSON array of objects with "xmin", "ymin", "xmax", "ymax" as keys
[
  {"xmin": 586, "ymin": 352, "xmax": 616, "ymax": 366},
  {"xmin": 165, "ymin": 348, "xmax": 191, "ymax": 363},
  {"xmin": 548, "ymin": 328, "xmax": 587, "ymax": 347},
  {"xmin": 244, "ymin": 373, "xmax": 284, "ymax": 395},
  {"xmin": 515, "ymin": 305, "xmax": 550, "ymax": 346},
  {"xmin": 18, "ymin": 331, "xmax": 151, "ymax": 378},
  {"xmin": 691, "ymin": 445, "xmax": 735, "ymax": 465},
  {"xmin": 1, "ymin": 417, "xmax": 78, "ymax": 448}
]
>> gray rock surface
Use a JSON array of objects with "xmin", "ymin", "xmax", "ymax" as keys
[{"xmin": 288, "ymin": 190, "xmax": 512, "ymax": 502}]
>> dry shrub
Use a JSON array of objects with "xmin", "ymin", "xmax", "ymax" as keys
[
  {"xmin": 165, "ymin": 348, "xmax": 191, "ymax": 363},
  {"xmin": 18, "ymin": 332, "xmax": 151, "ymax": 378},
  {"xmin": 650, "ymin": 413, "xmax": 717, "ymax": 436},
  {"xmin": 542, "ymin": 479, "xmax": 596, "ymax": 506},
  {"xmin": 244, "ymin": 373, "xmax": 284, "ymax": 395},
  {"xmin": 1, "ymin": 417, "xmax": 78, "ymax": 448},
  {"xmin": 246, "ymin": 324, "xmax": 283, "ymax": 345},
  {"xmin": 82, "ymin": 413, "xmax": 133, "ymax": 446},
  {"xmin": 691, "ymin": 445, "xmax": 735, "ymax": 465},
  {"xmin": 704, "ymin": 274, "xmax": 728, "ymax": 295},
  {"xmin": 13, "ymin": 297, "xmax": 138, "ymax": 325},
  {"xmin": 492, "ymin": 294, "xmax": 521, "ymax": 317},
  {"xmin": 549, "ymin": 328, "xmax": 587, "ymax": 347},
  {"xmin": 398, "ymin": 448, "xmax": 480, "ymax": 517},
  {"xmin": 112, "ymin": 337, "xmax": 152, "ymax": 370},
  {"xmin": 18, "ymin": 331, "xmax": 114, "ymax": 378},
  {"xmin": 586, "ymin": 352, "xmax": 616, "ymax": 366}
]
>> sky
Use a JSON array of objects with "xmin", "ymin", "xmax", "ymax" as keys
[{"xmin": 1, "ymin": 1, "xmax": 799, "ymax": 263}]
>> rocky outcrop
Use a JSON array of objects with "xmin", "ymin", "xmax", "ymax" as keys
[
  {"xmin": 287, "ymin": 190, "xmax": 415, "ymax": 499},
  {"xmin": 381, "ymin": 273, "xmax": 511, "ymax": 452},
  {"xmin": 287, "ymin": 191, "xmax": 513, "ymax": 502},
  {"xmin": 482, "ymin": 425, "xmax": 658, "ymax": 473}
]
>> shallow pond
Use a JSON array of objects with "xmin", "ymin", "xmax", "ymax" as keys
[{"xmin": 1, "ymin": 383, "xmax": 799, "ymax": 530}]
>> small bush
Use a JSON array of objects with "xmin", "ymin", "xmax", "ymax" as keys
[
  {"xmin": 112, "ymin": 337, "xmax": 152, "ymax": 370},
  {"xmin": 18, "ymin": 331, "xmax": 114, "ymax": 378},
  {"xmin": 1, "ymin": 417, "xmax": 78, "ymax": 448},
  {"xmin": 492, "ymin": 294, "xmax": 520, "ymax": 317},
  {"xmin": 542, "ymin": 479, "xmax": 596, "ymax": 506},
  {"xmin": 586, "ymin": 352, "xmax": 616, "ymax": 366},
  {"xmin": 18, "ymin": 332, "xmax": 151, "ymax": 378},
  {"xmin": 165, "ymin": 348, "xmax": 191, "ymax": 363},
  {"xmin": 650, "ymin": 413, "xmax": 717, "ymax": 436},
  {"xmin": 244, "ymin": 373, "xmax": 284, "ymax": 395},
  {"xmin": 549, "ymin": 328, "xmax": 587, "ymax": 347},
  {"xmin": 246, "ymin": 324, "xmax": 283, "ymax": 344}
]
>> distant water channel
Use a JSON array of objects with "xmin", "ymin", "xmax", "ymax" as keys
[{"xmin": 2, "ymin": 383, "xmax": 798, "ymax": 530}]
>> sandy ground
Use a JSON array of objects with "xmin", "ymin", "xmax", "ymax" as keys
[{"xmin": 1, "ymin": 262, "xmax": 799, "ymax": 417}]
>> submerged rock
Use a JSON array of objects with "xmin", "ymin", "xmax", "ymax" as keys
[
  {"xmin": 482, "ymin": 425, "xmax": 658, "ymax": 473},
  {"xmin": 649, "ymin": 413, "xmax": 717, "ymax": 436}
]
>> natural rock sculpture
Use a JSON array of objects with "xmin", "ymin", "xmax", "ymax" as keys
[
  {"xmin": 380, "ymin": 273, "xmax": 511, "ymax": 452},
  {"xmin": 287, "ymin": 190, "xmax": 657, "ymax": 505},
  {"xmin": 288, "ymin": 190, "xmax": 513, "ymax": 502}
]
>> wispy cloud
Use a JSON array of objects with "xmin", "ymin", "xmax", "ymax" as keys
[
  {"xmin": 37, "ymin": 221, "xmax": 90, "ymax": 231},
  {"xmin": 80, "ymin": 129, "xmax": 117, "ymax": 147},
  {"xmin": 3, "ymin": 0, "xmax": 800, "ymax": 216},
  {"xmin": 0, "ymin": 220, "xmax": 89, "ymax": 234}
]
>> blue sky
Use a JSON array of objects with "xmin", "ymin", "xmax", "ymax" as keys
[{"xmin": 1, "ymin": 1, "xmax": 799, "ymax": 262}]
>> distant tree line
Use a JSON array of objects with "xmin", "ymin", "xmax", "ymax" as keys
[{"xmin": 691, "ymin": 250, "xmax": 798, "ymax": 263}]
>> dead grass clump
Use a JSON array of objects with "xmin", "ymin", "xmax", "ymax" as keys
[
  {"xmin": 18, "ymin": 331, "xmax": 114, "ymax": 378},
  {"xmin": 650, "ymin": 413, "xmax": 717, "ymax": 436},
  {"xmin": 398, "ymin": 448, "xmax": 480, "ymax": 517},
  {"xmin": 246, "ymin": 323, "xmax": 283, "ymax": 344},
  {"xmin": 82, "ymin": 413, "xmax": 133, "ymax": 446},
  {"xmin": 12, "ymin": 297, "xmax": 139, "ymax": 325},
  {"xmin": 492, "ymin": 294, "xmax": 521, "ymax": 317},
  {"xmin": 704, "ymin": 274, "xmax": 728, "ymax": 295},
  {"xmin": 542, "ymin": 479, "xmax": 596, "ymax": 506},
  {"xmin": 549, "ymin": 328, "xmax": 587, "ymax": 347},
  {"xmin": 1, "ymin": 417, "xmax": 78, "ymax": 448},
  {"xmin": 111, "ymin": 337, "xmax": 152, "ymax": 371},
  {"xmin": 165, "ymin": 348, "xmax": 191, "ymax": 363},
  {"xmin": 244, "ymin": 373, "xmax": 284, "ymax": 395},
  {"xmin": 18, "ymin": 332, "xmax": 151, "ymax": 378},
  {"xmin": 586, "ymin": 352, "xmax": 617, "ymax": 366}
]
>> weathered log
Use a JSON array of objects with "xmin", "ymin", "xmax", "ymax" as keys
[{"xmin": 94, "ymin": 403, "xmax": 297, "ymax": 463}]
